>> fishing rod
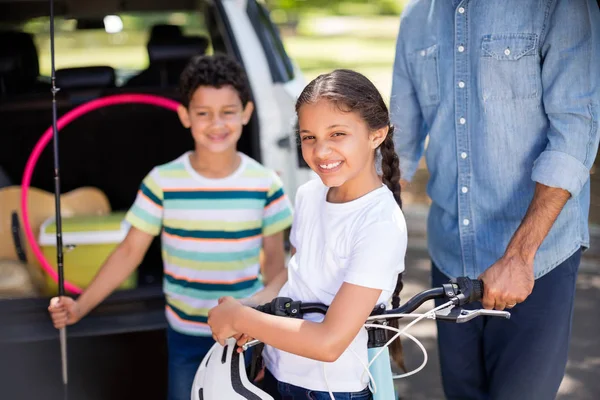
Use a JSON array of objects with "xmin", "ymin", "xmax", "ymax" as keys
[{"xmin": 48, "ymin": 0, "xmax": 68, "ymax": 388}]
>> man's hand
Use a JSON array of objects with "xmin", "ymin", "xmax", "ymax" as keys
[
  {"xmin": 478, "ymin": 183, "xmax": 569, "ymax": 311},
  {"xmin": 479, "ymin": 255, "xmax": 534, "ymax": 310}
]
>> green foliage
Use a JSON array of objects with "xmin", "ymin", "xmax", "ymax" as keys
[{"xmin": 262, "ymin": 0, "xmax": 404, "ymax": 16}]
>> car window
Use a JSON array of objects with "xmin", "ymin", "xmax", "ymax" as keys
[
  {"xmin": 246, "ymin": 0, "xmax": 294, "ymax": 83},
  {"xmin": 20, "ymin": 11, "xmax": 209, "ymax": 86}
]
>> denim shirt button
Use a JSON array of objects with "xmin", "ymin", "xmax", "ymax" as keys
[
  {"xmin": 458, "ymin": 45, "xmax": 465, "ymax": 52},
  {"xmin": 463, "ymin": 219, "xmax": 470, "ymax": 226},
  {"xmin": 461, "ymin": 152, "xmax": 467, "ymax": 159},
  {"xmin": 461, "ymin": 186, "xmax": 468, "ymax": 193},
  {"xmin": 459, "ymin": 117, "xmax": 466, "ymax": 125},
  {"xmin": 458, "ymin": 81, "xmax": 465, "ymax": 88},
  {"xmin": 504, "ymin": 48, "xmax": 511, "ymax": 56},
  {"xmin": 458, "ymin": 7, "xmax": 465, "ymax": 14}
]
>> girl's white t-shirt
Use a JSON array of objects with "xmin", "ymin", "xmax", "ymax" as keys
[{"xmin": 262, "ymin": 178, "xmax": 408, "ymax": 392}]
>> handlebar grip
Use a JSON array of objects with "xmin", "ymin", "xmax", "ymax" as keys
[
  {"xmin": 471, "ymin": 279, "xmax": 484, "ymax": 302},
  {"xmin": 453, "ymin": 277, "xmax": 484, "ymax": 305},
  {"xmin": 255, "ymin": 303, "xmax": 270, "ymax": 314},
  {"xmin": 254, "ymin": 297, "xmax": 303, "ymax": 318}
]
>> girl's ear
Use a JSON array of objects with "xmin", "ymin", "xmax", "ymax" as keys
[
  {"xmin": 370, "ymin": 125, "xmax": 389, "ymax": 149},
  {"xmin": 177, "ymin": 104, "xmax": 191, "ymax": 128},
  {"xmin": 242, "ymin": 101, "xmax": 255, "ymax": 126}
]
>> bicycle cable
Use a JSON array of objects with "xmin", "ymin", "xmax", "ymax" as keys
[{"xmin": 320, "ymin": 300, "xmax": 455, "ymax": 399}]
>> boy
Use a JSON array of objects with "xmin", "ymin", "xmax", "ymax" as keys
[{"xmin": 48, "ymin": 54, "xmax": 293, "ymax": 400}]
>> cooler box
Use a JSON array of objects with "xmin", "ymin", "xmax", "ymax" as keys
[{"xmin": 39, "ymin": 212, "xmax": 137, "ymax": 294}]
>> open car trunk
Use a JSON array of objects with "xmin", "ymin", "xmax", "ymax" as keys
[{"xmin": 0, "ymin": 1, "xmax": 265, "ymax": 398}]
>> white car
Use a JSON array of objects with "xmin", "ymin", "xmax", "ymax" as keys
[{"xmin": 0, "ymin": 0, "xmax": 312, "ymax": 398}]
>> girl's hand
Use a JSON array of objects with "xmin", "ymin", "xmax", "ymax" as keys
[
  {"xmin": 208, "ymin": 296, "xmax": 244, "ymax": 345},
  {"xmin": 233, "ymin": 333, "xmax": 255, "ymax": 353}
]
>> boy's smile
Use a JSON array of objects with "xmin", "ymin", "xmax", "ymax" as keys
[
  {"xmin": 206, "ymin": 132, "xmax": 230, "ymax": 143},
  {"xmin": 178, "ymin": 85, "xmax": 254, "ymax": 155}
]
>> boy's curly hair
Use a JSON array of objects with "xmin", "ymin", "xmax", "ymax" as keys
[{"xmin": 179, "ymin": 54, "xmax": 251, "ymax": 108}]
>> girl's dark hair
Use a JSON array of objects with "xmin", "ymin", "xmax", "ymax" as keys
[{"xmin": 296, "ymin": 69, "xmax": 405, "ymax": 371}]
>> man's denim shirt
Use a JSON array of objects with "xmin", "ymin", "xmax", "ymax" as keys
[{"xmin": 391, "ymin": 0, "xmax": 600, "ymax": 279}]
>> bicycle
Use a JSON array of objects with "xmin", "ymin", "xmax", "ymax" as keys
[{"xmin": 192, "ymin": 277, "xmax": 511, "ymax": 400}]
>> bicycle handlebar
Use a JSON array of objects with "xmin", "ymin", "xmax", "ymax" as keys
[{"xmin": 254, "ymin": 277, "xmax": 500, "ymax": 323}]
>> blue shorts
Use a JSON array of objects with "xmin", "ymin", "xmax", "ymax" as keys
[
  {"xmin": 166, "ymin": 326, "xmax": 215, "ymax": 400},
  {"xmin": 166, "ymin": 326, "xmax": 255, "ymax": 400}
]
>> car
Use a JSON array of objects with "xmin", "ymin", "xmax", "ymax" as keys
[{"xmin": 0, "ymin": 0, "xmax": 312, "ymax": 398}]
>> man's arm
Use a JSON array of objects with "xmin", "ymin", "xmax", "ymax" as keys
[
  {"xmin": 530, "ymin": 0, "xmax": 600, "ymax": 197},
  {"xmin": 481, "ymin": 0, "xmax": 600, "ymax": 310},
  {"xmin": 480, "ymin": 184, "xmax": 569, "ymax": 310},
  {"xmin": 390, "ymin": 16, "xmax": 426, "ymax": 182},
  {"xmin": 505, "ymin": 185, "xmax": 571, "ymax": 265}
]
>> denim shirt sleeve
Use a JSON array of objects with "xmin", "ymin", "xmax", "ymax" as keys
[
  {"xmin": 390, "ymin": 20, "xmax": 426, "ymax": 182},
  {"xmin": 531, "ymin": 0, "xmax": 600, "ymax": 197}
]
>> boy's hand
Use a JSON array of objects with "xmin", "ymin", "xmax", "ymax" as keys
[{"xmin": 48, "ymin": 296, "xmax": 82, "ymax": 328}]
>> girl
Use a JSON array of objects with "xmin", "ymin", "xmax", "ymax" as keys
[{"xmin": 208, "ymin": 69, "xmax": 407, "ymax": 399}]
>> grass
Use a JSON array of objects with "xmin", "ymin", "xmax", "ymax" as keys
[
  {"xmin": 282, "ymin": 15, "xmax": 400, "ymax": 101},
  {"xmin": 284, "ymin": 35, "xmax": 397, "ymax": 99}
]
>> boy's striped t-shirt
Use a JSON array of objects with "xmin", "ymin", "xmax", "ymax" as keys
[{"xmin": 125, "ymin": 152, "xmax": 293, "ymax": 336}]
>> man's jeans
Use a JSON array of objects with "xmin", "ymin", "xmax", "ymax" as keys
[{"xmin": 432, "ymin": 249, "xmax": 580, "ymax": 400}]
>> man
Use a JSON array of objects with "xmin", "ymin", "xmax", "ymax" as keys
[{"xmin": 391, "ymin": 1, "xmax": 600, "ymax": 399}]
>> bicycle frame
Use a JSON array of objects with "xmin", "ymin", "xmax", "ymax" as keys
[
  {"xmin": 368, "ymin": 346, "xmax": 396, "ymax": 400},
  {"xmin": 362, "ymin": 288, "xmax": 449, "ymax": 400},
  {"xmin": 360, "ymin": 279, "xmax": 509, "ymax": 400},
  {"xmin": 239, "ymin": 278, "xmax": 510, "ymax": 400}
]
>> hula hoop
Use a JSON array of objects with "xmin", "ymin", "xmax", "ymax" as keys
[{"xmin": 21, "ymin": 93, "xmax": 180, "ymax": 294}]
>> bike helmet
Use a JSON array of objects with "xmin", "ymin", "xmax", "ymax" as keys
[{"xmin": 191, "ymin": 338, "xmax": 274, "ymax": 400}]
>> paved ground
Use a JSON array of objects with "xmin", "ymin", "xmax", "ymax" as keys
[{"xmin": 392, "ymin": 165, "xmax": 600, "ymax": 400}]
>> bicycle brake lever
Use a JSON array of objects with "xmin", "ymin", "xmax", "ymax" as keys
[
  {"xmin": 456, "ymin": 309, "xmax": 511, "ymax": 323},
  {"xmin": 435, "ymin": 307, "xmax": 511, "ymax": 323},
  {"xmin": 242, "ymin": 339, "xmax": 262, "ymax": 350}
]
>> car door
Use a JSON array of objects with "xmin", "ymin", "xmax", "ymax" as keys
[{"xmin": 218, "ymin": 0, "xmax": 313, "ymax": 201}]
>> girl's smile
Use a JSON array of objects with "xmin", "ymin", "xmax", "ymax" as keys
[
  {"xmin": 298, "ymin": 99, "xmax": 386, "ymax": 202},
  {"xmin": 317, "ymin": 160, "xmax": 344, "ymax": 172}
]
